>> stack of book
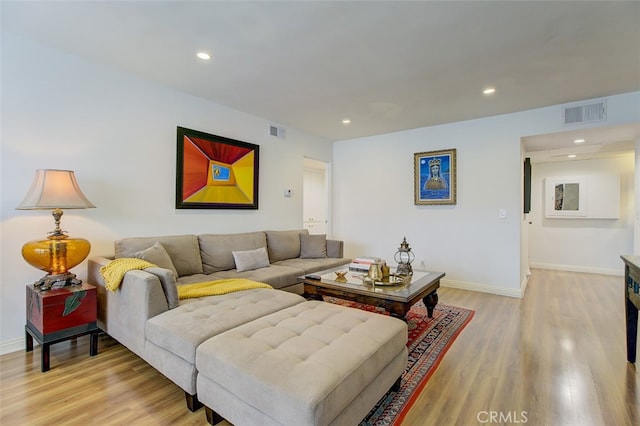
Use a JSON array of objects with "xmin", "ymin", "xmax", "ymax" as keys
[{"xmin": 348, "ymin": 256, "xmax": 382, "ymax": 273}]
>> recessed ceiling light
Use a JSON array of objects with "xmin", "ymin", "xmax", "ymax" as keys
[
  {"xmin": 196, "ymin": 52, "xmax": 211, "ymax": 61},
  {"xmin": 342, "ymin": 119, "xmax": 351, "ymax": 125},
  {"xmin": 568, "ymin": 154, "xmax": 577, "ymax": 158},
  {"xmin": 573, "ymin": 138, "xmax": 585, "ymax": 144},
  {"xmin": 483, "ymin": 87, "xmax": 496, "ymax": 95}
]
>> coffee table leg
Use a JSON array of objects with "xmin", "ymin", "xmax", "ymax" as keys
[
  {"xmin": 303, "ymin": 286, "xmax": 324, "ymax": 301},
  {"xmin": 423, "ymin": 291, "xmax": 439, "ymax": 318}
]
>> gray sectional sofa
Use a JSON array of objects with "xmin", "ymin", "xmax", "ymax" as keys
[{"xmin": 87, "ymin": 229, "xmax": 351, "ymax": 411}]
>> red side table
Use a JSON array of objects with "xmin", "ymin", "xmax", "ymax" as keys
[{"xmin": 25, "ymin": 282, "xmax": 100, "ymax": 372}]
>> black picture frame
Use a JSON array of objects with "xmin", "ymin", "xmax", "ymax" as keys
[{"xmin": 176, "ymin": 127, "xmax": 259, "ymax": 209}]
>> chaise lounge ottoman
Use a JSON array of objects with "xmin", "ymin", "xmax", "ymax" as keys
[{"xmin": 196, "ymin": 301, "xmax": 408, "ymax": 425}]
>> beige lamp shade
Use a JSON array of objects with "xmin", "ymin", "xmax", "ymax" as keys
[
  {"xmin": 16, "ymin": 169, "xmax": 95, "ymax": 210},
  {"xmin": 17, "ymin": 169, "xmax": 95, "ymax": 288}
]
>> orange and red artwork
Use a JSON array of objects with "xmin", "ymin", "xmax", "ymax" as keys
[{"xmin": 176, "ymin": 127, "xmax": 259, "ymax": 209}]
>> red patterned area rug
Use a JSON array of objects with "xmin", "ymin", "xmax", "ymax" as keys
[{"xmin": 323, "ymin": 297, "xmax": 474, "ymax": 426}]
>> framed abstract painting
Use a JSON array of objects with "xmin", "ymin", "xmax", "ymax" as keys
[
  {"xmin": 176, "ymin": 127, "xmax": 259, "ymax": 209},
  {"xmin": 414, "ymin": 148, "xmax": 457, "ymax": 205}
]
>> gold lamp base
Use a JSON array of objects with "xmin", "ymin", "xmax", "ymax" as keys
[
  {"xmin": 21, "ymin": 233, "xmax": 91, "ymax": 291},
  {"xmin": 32, "ymin": 273, "xmax": 83, "ymax": 291}
]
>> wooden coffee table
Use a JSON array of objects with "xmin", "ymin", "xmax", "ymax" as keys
[{"xmin": 301, "ymin": 266, "xmax": 445, "ymax": 319}]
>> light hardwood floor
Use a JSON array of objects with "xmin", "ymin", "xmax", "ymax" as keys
[{"xmin": 1, "ymin": 269, "xmax": 638, "ymax": 425}]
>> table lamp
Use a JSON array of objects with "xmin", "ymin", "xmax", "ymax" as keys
[{"xmin": 16, "ymin": 169, "xmax": 96, "ymax": 290}]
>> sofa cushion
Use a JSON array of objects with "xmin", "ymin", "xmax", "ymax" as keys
[
  {"xmin": 326, "ymin": 239, "xmax": 344, "ymax": 259},
  {"xmin": 145, "ymin": 288, "xmax": 305, "ymax": 365},
  {"xmin": 133, "ymin": 241, "xmax": 179, "ymax": 279},
  {"xmin": 299, "ymin": 234, "xmax": 327, "ymax": 259},
  {"xmin": 195, "ymin": 301, "xmax": 408, "ymax": 426},
  {"xmin": 199, "ymin": 232, "xmax": 267, "ymax": 274},
  {"xmin": 273, "ymin": 257, "xmax": 350, "ymax": 275},
  {"xmin": 180, "ymin": 264, "xmax": 305, "ymax": 291},
  {"xmin": 265, "ymin": 229, "xmax": 309, "ymax": 262},
  {"xmin": 114, "ymin": 235, "xmax": 203, "ymax": 277},
  {"xmin": 232, "ymin": 247, "xmax": 271, "ymax": 272}
]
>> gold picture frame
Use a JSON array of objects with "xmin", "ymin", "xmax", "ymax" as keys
[{"xmin": 414, "ymin": 149, "xmax": 457, "ymax": 205}]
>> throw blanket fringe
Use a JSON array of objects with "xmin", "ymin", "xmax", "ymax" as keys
[
  {"xmin": 178, "ymin": 279, "xmax": 272, "ymax": 300},
  {"xmin": 100, "ymin": 258, "xmax": 157, "ymax": 292}
]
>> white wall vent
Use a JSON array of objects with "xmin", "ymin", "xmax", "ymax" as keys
[
  {"xmin": 563, "ymin": 99, "xmax": 607, "ymax": 125},
  {"xmin": 269, "ymin": 124, "xmax": 286, "ymax": 138}
]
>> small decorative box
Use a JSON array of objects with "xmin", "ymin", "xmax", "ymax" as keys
[{"xmin": 26, "ymin": 283, "xmax": 97, "ymax": 335}]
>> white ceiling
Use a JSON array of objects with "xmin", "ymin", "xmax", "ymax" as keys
[
  {"xmin": 2, "ymin": 0, "xmax": 640, "ymax": 156},
  {"xmin": 522, "ymin": 122, "xmax": 640, "ymax": 163}
]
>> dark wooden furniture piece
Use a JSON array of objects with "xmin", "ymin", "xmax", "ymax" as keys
[
  {"xmin": 621, "ymin": 255, "xmax": 640, "ymax": 363},
  {"xmin": 302, "ymin": 266, "xmax": 444, "ymax": 319},
  {"xmin": 25, "ymin": 282, "xmax": 99, "ymax": 372}
]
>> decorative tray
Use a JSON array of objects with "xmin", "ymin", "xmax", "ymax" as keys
[{"xmin": 359, "ymin": 274, "xmax": 408, "ymax": 286}]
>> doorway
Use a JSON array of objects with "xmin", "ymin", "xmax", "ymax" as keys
[
  {"xmin": 521, "ymin": 123, "xmax": 638, "ymax": 278},
  {"xmin": 303, "ymin": 158, "xmax": 330, "ymax": 235}
]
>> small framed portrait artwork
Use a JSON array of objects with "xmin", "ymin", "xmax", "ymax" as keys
[{"xmin": 414, "ymin": 149, "xmax": 457, "ymax": 205}]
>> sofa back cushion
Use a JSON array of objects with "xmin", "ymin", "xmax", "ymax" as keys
[
  {"xmin": 299, "ymin": 234, "xmax": 328, "ymax": 258},
  {"xmin": 265, "ymin": 229, "xmax": 309, "ymax": 262},
  {"xmin": 114, "ymin": 234, "xmax": 203, "ymax": 277},
  {"xmin": 199, "ymin": 232, "xmax": 267, "ymax": 273}
]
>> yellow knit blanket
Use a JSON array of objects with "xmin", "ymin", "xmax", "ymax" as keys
[
  {"xmin": 177, "ymin": 279, "xmax": 272, "ymax": 300},
  {"xmin": 100, "ymin": 258, "xmax": 157, "ymax": 292}
]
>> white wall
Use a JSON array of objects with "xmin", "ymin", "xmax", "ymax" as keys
[
  {"xmin": 636, "ymin": 138, "xmax": 640, "ymax": 255},
  {"xmin": 333, "ymin": 92, "xmax": 640, "ymax": 298},
  {"xmin": 528, "ymin": 156, "xmax": 634, "ymax": 275},
  {"xmin": 0, "ymin": 34, "xmax": 334, "ymax": 349}
]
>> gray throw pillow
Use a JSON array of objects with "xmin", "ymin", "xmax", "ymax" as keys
[
  {"xmin": 232, "ymin": 247, "xmax": 271, "ymax": 272},
  {"xmin": 133, "ymin": 241, "xmax": 179, "ymax": 279},
  {"xmin": 300, "ymin": 234, "xmax": 328, "ymax": 258}
]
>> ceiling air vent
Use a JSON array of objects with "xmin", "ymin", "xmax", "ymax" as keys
[{"xmin": 563, "ymin": 99, "xmax": 607, "ymax": 125}]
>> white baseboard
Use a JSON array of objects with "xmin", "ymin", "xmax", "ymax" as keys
[
  {"xmin": 441, "ymin": 278, "xmax": 524, "ymax": 298},
  {"xmin": 0, "ymin": 336, "xmax": 28, "ymax": 356},
  {"xmin": 529, "ymin": 262, "xmax": 623, "ymax": 276},
  {"xmin": 521, "ymin": 273, "xmax": 530, "ymax": 296}
]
